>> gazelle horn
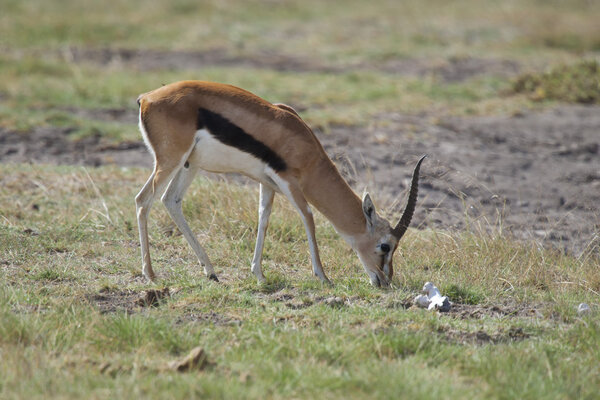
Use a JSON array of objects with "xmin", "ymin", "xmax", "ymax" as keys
[{"xmin": 392, "ymin": 155, "xmax": 427, "ymax": 239}]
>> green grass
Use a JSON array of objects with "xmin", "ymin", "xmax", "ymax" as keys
[
  {"xmin": 1, "ymin": 0, "xmax": 599, "ymax": 134},
  {"xmin": 512, "ymin": 59, "xmax": 600, "ymax": 104},
  {"xmin": 0, "ymin": 164, "xmax": 598, "ymax": 399},
  {"xmin": 2, "ymin": 0, "xmax": 599, "ymax": 59},
  {"xmin": 1, "ymin": 1, "xmax": 600, "ymax": 398},
  {"xmin": 0, "ymin": 53, "xmax": 519, "ymax": 134}
]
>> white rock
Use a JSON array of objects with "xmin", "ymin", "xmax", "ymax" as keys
[
  {"xmin": 413, "ymin": 294, "xmax": 430, "ymax": 308},
  {"xmin": 422, "ymin": 282, "xmax": 440, "ymax": 297},
  {"xmin": 413, "ymin": 282, "xmax": 451, "ymax": 312},
  {"xmin": 577, "ymin": 303, "xmax": 591, "ymax": 315},
  {"xmin": 431, "ymin": 297, "xmax": 451, "ymax": 312}
]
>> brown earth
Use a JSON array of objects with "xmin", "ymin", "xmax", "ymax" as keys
[
  {"xmin": 328, "ymin": 105, "xmax": 600, "ymax": 256},
  {"xmin": 2, "ymin": 104, "xmax": 598, "ymax": 256},
  {"xmin": 82, "ymin": 284, "xmax": 548, "ymax": 330},
  {"xmin": 59, "ymin": 47, "xmax": 519, "ymax": 82}
]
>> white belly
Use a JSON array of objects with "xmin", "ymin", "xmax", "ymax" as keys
[{"xmin": 188, "ymin": 129, "xmax": 271, "ymax": 182}]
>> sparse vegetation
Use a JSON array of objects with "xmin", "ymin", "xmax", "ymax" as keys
[
  {"xmin": 1, "ymin": 0, "xmax": 599, "ymax": 398},
  {"xmin": 513, "ymin": 60, "xmax": 600, "ymax": 103},
  {"xmin": 1, "ymin": 165, "xmax": 599, "ymax": 399}
]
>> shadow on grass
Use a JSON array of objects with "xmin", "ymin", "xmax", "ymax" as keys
[{"xmin": 253, "ymin": 273, "xmax": 293, "ymax": 294}]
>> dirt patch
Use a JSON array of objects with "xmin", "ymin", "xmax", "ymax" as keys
[
  {"xmin": 0, "ymin": 126, "xmax": 151, "ymax": 168},
  {"xmin": 57, "ymin": 47, "xmax": 518, "ymax": 82},
  {"xmin": 1, "ymin": 105, "xmax": 598, "ymax": 255},
  {"xmin": 446, "ymin": 302, "xmax": 545, "ymax": 319},
  {"xmin": 438, "ymin": 326, "xmax": 531, "ymax": 345},
  {"xmin": 176, "ymin": 311, "xmax": 242, "ymax": 326},
  {"xmin": 85, "ymin": 286, "xmax": 172, "ymax": 313},
  {"xmin": 135, "ymin": 288, "xmax": 170, "ymax": 307},
  {"xmin": 267, "ymin": 289, "xmax": 362, "ymax": 309},
  {"xmin": 285, "ymin": 298, "xmax": 314, "ymax": 310},
  {"xmin": 325, "ymin": 105, "xmax": 600, "ymax": 256},
  {"xmin": 380, "ymin": 56, "xmax": 520, "ymax": 82},
  {"xmin": 62, "ymin": 47, "xmax": 341, "ymax": 74},
  {"xmin": 86, "ymin": 289, "xmax": 141, "ymax": 314}
]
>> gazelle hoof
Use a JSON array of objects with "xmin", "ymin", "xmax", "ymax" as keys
[
  {"xmin": 321, "ymin": 278, "xmax": 333, "ymax": 287},
  {"xmin": 208, "ymin": 273, "xmax": 219, "ymax": 282},
  {"xmin": 143, "ymin": 271, "xmax": 156, "ymax": 283}
]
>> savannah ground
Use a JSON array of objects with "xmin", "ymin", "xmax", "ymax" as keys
[{"xmin": 1, "ymin": 1, "xmax": 599, "ymax": 399}]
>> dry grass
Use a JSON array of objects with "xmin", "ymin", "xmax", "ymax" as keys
[
  {"xmin": 1, "ymin": 164, "xmax": 598, "ymax": 399},
  {"xmin": 1, "ymin": 1, "xmax": 599, "ymax": 398}
]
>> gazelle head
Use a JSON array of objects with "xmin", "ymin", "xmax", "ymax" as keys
[{"xmin": 354, "ymin": 156, "xmax": 426, "ymax": 287}]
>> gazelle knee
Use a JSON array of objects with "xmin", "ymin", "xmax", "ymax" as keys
[
  {"xmin": 135, "ymin": 183, "xmax": 155, "ymax": 210},
  {"xmin": 135, "ymin": 196, "xmax": 151, "ymax": 218},
  {"xmin": 161, "ymin": 193, "xmax": 180, "ymax": 208},
  {"xmin": 161, "ymin": 182, "xmax": 184, "ymax": 209}
]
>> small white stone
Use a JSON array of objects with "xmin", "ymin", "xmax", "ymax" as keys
[
  {"xmin": 414, "ymin": 294, "xmax": 430, "ymax": 308},
  {"xmin": 415, "ymin": 282, "xmax": 451, "ymax": 312},
  {"xmin": 432, "ymin": 297, "xmax": 451, "ymax": 312},
  {"xmin": 577, "ymin": 303, "xmax": 591, "ymax": 315}
]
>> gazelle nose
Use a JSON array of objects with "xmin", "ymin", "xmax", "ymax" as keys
[{"xmin": 380, "ymin": 243, "xmax": 390, "ymax": 253}]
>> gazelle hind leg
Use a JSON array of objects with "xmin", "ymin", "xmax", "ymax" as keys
[
  {"xmin": 267, "ymin": 172, "xmax": 331, "ymax": 285},
  {"xmin": 135, "ymin": 164, "xmax": 180, "ymax": 281},
  {"xmin": 161, "ymin": 164, "xmax": 218, "ymax": 281},
  {"xmin": 251, "ymin": 184, "xmax": 275, "ymax": 283}
]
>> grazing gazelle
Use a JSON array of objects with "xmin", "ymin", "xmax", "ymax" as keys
[{"xmin": 135, "ymin": 81, "xmax": 425, "ymax": 287}]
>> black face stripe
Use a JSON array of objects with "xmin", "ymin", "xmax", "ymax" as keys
[{"xmin": 197, "ymin": 108, "xmax": 287, "ymax": 172}]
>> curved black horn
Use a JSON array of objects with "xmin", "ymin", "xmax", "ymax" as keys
[{"xmin": 392, "ymin": 155, "xmax": 427, "ymax": 240}]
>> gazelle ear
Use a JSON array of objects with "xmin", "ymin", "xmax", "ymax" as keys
[{"xmin": 362, "ymin": 193, "xmax": 376, "ymax": 227}]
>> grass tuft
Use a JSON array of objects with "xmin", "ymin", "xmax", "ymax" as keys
[
  {"xmin": 31, "ymin": 268, "xmax": 64, "ymax": 282},
  {"xmin": 512, "ymin": 60, "xmax": 600, "ymax": 104},
  {"xmin": 443, "ymin": 283, "xmax": 485, "ymax": 305}
]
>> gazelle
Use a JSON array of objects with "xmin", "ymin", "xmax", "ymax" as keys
[{"xmin": 135, "ymin": 81, "xmax": 425, "ymax": 287}]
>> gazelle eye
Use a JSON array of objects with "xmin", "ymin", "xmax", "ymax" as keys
[{"xmin": 380, "ymin": 243, "xmax": 391, "ymax": 253}]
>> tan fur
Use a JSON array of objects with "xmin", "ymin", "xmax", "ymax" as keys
[{"xmin": 139, "ymin": 81, "xmax": 364, "ymax": 228}]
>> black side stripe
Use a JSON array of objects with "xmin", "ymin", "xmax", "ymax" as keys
[{"xmin": 197, "ymin": 108, "xmax": 287, "ymax": 172}]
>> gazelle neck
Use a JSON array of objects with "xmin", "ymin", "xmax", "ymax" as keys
[{"xmin": 299, "ymin": 158, "xmax": 367, "ymax": 240}]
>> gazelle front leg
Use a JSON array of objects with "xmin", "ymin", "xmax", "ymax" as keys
[
  {"xmin": 268, "ymin": 172, "xmax": 331, "ymax": 285},
  {"xmin": 292, "ymin": 193, "xmax": 331, "ymax": 284},
  {"xmin": 161, "ymin": 164, "xmax": 219, "ymax": 281},
  {"xmin": 251, "ymin": 183, "xmax": 275, "ymax": 283}
]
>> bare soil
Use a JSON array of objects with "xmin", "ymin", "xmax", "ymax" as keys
[
  {"xmin": 328, "ymin": 105, "xmax": 600, "ymax": 256},
  {"xmin": 60, "ymin": 47, "xmax": 519, "ymax": 82},
  {"xmin": 83, "ymin": 284, "xmax": 550, "ymax": 328},
  {"xmin": 438, "ymin": 325, "xmax": 531, "ymax": 345},
  {"xmin": 1, "ymin": 104, "xmax": 598, "ymax": 256}
]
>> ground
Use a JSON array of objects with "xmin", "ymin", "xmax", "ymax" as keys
[
  {"xmin": 1, "ymin": 1, "xmax": 600, "ymax": 398},
  {"xmin": 2, "ymin": 99, "xmax": 598, "ymax": 255}
]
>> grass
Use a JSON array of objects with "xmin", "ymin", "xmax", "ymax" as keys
[
  {"xmin": 512, "ymin": 59, "xmax": 600, "ymax": 104},
  {"xmin": 0, "ymin": 164, "xmax": 599, "ymax": 399},
  {"xmin": 1, "ymin": 0, "xmax": 599, "ymax": 134},
  {"xmin": 1, "ymin": 0, "xmax": 599, "ymax": 398},
  {"xmin": 0, "ymin": 53, "xmax": 519, "ymax": 134},
  {"xmin": 2, "ymin": 0, "xmax": 599, "ymax": 59}
]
